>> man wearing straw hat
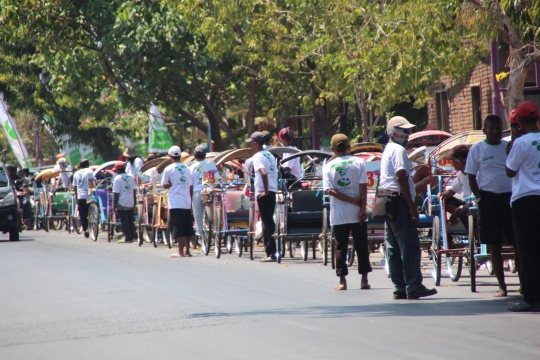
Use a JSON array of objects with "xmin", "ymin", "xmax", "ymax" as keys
[{"xmin": 123, "ymin": 146, "xmax": 144, "ymax": 177}]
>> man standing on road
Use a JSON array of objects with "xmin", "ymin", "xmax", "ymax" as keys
[
  {"xmin": 112, "ymin": 162, "xmax": 137, "ymax": 244},
  {"xmin": 465, "ymin": 115, "xmax": 518, "ymax": 298},
  {"xmin": 72, "ymin": 159, "xmax": 95, "ymax": 238},
  {"xmin": 248, "ymin": 131, "xmax": 279, "ymax": 262},
  {"xmin": 323, "ymin": 134, "xmax": 372, "ymax": 290},
  {"xmin": 380, "ymin": 116, "xmax": 437, "ymax": 300},
  {"xmin": 505, "ymin": 101, "xmax": 540, "ymax": 312},
  {"xmin": 162, "ymin": 146, "xmax": 193, "ymax": 257}
]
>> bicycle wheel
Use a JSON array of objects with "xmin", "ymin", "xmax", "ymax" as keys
[
  {"xmin": 322, "ymin": 208, "xmax": 329, "ymax": 265},
  {"xmin": 431, "ymin": 216, "xmax": 442, "ymax": 286},
  {"xmin": 226, "ymin": 236, "xmax": 233, "ymax": 254},
  {"xmin": 468, "ymin": 215, "xmax": 476, "ymax": 292},
  {"xmin": 43, "ymin": 214, "xmax": 49, "ymax": 232},
  {"xmin": 289, "ymin": 242, "xmax": 297, "ymax": 258},
  {"xmin": 137, "ymin": 205, "xmax": 144, "ymax": 246},
  {"xmin": 107, "ymin": 209, "xmax": 112, "ymax": 243},
  {"xmin": 235, "ymin": 236, "xmax": 243, "ymax": 257},
  {"xmin": 301, "ymin": 241, "xmax": 308, "ymax": 261},
  {"xmin": 202, "ymin": 205, "xmax": 212, "ymax": 255},
  {"xmin": 75, "ymin": 217, "xmax": 82, "ymax": 234},
  {"xmin": 88, "ymin": 203, "xmax": 99, "ymax": 241},
  {"xmin": 53, "ymin": 218, "xmax": 63, "ymax": 230},
  {"xmin": 275, "ymin": 205, "xmax": 282, "ymax": 263},
  {"xmin": 214, "ymin": 206, "xmax": 222, "ymax": 258},
  {"xmin": 249, "ymin": 206, "xmax": 254, "ymax": 260},
  {"xmin": 164, "ymin": 227, "xmax": 171, "ymax": 249},
  {"xmin": 446, "ymin": 255, "xmax": 463, "ymax": 282}
]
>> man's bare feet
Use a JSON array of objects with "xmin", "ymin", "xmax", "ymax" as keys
[
  {"xmin": 168, "ymin": 253, "xmax": 186, "ymax": 258},
  {"xmin": 334, "ymin": 284, "xmax": 347, "ymax": 290},
  {"xmin": 494, "ymin": 288, "xmax": 507, "ymax": 297}
]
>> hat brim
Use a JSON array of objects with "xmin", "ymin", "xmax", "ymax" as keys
[{"xmin": 397, "ymin": 123, "xmax": 416, "ymax": 129}]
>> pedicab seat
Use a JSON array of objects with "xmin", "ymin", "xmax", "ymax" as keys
[
  {"xmin": 225, "ymin": 191, "xmax": 251, "ymax": 221},
  {"xmin": 287, "ymin": 190, "xmax": 324, "ymax": 230}
]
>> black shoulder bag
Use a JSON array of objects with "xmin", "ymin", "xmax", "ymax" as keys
[{"xmin": 371, "ymin": 171, "xmax": 400, "ymax": 222}]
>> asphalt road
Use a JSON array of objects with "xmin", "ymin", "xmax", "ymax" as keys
[{"xmin": 0, "ymin": 230, "xmax": 537, "ymax": 360}]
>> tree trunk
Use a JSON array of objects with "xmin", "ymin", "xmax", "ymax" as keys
[
  {"xmin": 311, "ymin": 84, "xmax": 332, "ymax": 148},
  {"xmin": 247, "ymin": 77, "xmax": 257, "ymax": 135}
]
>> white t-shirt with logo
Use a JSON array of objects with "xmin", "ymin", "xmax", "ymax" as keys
[
  {"xmin": 323, "ymin": 155, "xmax": 368, "ymax": 226},
  {"xmin": 126, "ymin": 157, "xmax": 144, "ymax": 176},
  {"xmin": 161, "ymin": 162, "xmax": 192, "ymax": 209},
  {"xmin": 464, "ymin": 140, "xmax": 511, "ymax": 194},
  {"xmin": 282, "ymin": 147, "xmax": 302, "ymax": 178},
  {"xmin": 449, "ymin": 171, "xmax": 471, "ymax": 199},
  {"xmin": 113, "ymin": 173, "xmax": 137, "ymax": 208},
  {"xmin": 72, "ymin": 168, "xmax": 95, "ymax": 200},
  {"xmin": 53, "ymin": 164, "xmax": 72, "ymax": 188},
  {"xmin": 506, "ymin": 132, "xmax": 540, "ymax": 203},
  {"xmin": 189, "ymin": 161, "xmax": 204, "ymax": 192},
  {"xmin": 252, "ymin": 150, "xmax": 278, "ymax": 195},
  {"xmin": 379, "ymin": 142, "xmax": 415, "ymax": 199}
]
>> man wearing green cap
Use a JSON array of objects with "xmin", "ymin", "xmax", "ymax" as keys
[{"xmin": 323, "ymin": 133, "xmax": 371, "ymax": 290}]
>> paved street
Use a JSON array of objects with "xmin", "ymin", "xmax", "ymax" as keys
[{"xmin": 0, "ymin": 230, "xmax": 537, "ymax": 360}]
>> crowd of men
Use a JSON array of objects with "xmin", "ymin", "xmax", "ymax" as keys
[{"xmin": 10, "ymin": 101, "xmax": 539, "ymax": 313}]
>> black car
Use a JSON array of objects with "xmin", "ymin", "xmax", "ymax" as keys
[{"xmin": 0, "ymin": 163, "xmax": 21, "ymax": 241}]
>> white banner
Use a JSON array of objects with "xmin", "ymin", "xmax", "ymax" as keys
[
  {"xmin": 0, "ymin": 94, "xmax": 32, "ymax": 168},
  {"xmin": 148, "ymin": 104, "xmax": 174, "ymax": 153}
]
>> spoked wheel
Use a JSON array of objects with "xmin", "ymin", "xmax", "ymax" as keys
[
  {"xmin": 74, "ymin": 218, "xmax": 82, "ymax": 234},
  {"xmin": 446, "ymin": 255, "xmax": 463, "ymax": 282},
  {"xmin": 486, "ymin": 261, "xmax": 494, "ymax": 275},
  {"xmin": 53, "ymin": 218, "xmax": 63, "ymax": 230},
  {"xmin": 164, "ymin": 227, "xmax": 171, "ymax": 249},
  {"xmin": 275, "ymin": 206, "xmax": 282, "ymax": 263},
  {"xmin": 346, "ymin": 243, "xmax": 356, "ymax": 267},
  {"xmin": 322, "ymin": 208, "xmax": 330, "ymax": 266},
  {"xmin": 137, "ymin": 205, "xmax": 144, "ymax": 246},
  {"xmin": 201, "ymin": 205, "xmax": 212, "ymax": 256},
  {"xmin": 88, "ymin": 203, "xmax": 99, "ymax": 241},
  {"xmin": 43, "ymin": 214, "xmax": 49, "ymax": 233},
  {"xmin": 506, "ymin": 259, "xmax": 517, "ymax": 273},
  {"xmin": 249, "ymin": 206, "xmax": 255, "ymax": 260},
  {"xmin": 289, "ymin": 242, "xmax": 297, "ymax": 258},
  {"xmin": 107, "ymin": 210, "xmax": 113, "ymax": 243},
  {"xmin": 214, "ymin": 207, "xmax": 222, "ymax": 259},
  {"xmin": 431, "ymin": 216, "xmax": 442, "ymax": 286},
  {"xmin": 226, "ymin": 236, "xmax": 233, "ymax": 254},
  {"xmin": 33, "ymin": 207, "xmax": 41, "ymax": 231},
  {"xmin": 235, "ymin": 236, "xmax": 243, "ymax": 257},
  {"xmin": 301, "ymin": 241, "xmax": 308, "ymax": 261},
  {"xmin": 468, "ymin": 215, "xmax": 477, "ymax": 292},
  {"xmin": 191, "ymin": 235, "xmax": 199, "ymax": 250},
  {"xmin": 381, "ymin": 244, "xmax": 390, "ymax": 276}
]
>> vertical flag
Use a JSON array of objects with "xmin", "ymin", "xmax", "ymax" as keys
[
  {"xmin": 148, "ymin": 104, "xmax": 174, "ymax": 153},
  {"xmin": 0, "ymin": 94, "xmax": 33, "ymax": 168}
]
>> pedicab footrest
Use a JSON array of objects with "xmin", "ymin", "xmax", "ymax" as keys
[{"xmin": 287, "ymin": 211, "xmax": 323, "ymax": 222}]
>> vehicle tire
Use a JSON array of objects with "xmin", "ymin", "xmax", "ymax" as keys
[
  {"xmin": 107, "ymin": 209, "xmax": 112, "ymax": 243},
  {"xmin": 507, "ymin": 259, "xmax": 517, "ymax": 274},
  {"xmin": 88, "ymin": 203, "xmax": 99, "ymax": 241},
  {"xmin": 75, "ymin": 218, "xmax": 82, "ymax": 234},
  {"xmin": 486, "ymin": 260, "xmax": 494, "ymax": 275},
  {"xmin": 249, "ymin": 206, "xmax": 254, "ymax": 260},
  {"xmin": 431, "ymin": 216, "xmax": 442, "ymax": 286},
  {"xmin": 67, "ymin": 215, "xmax": 72, "ymax": 234},
  {"xmin": 275, "ymin": 206, "xmax": 282, "ymax": 263},
  {"xmin": 301, "ymin": 241, "xmax": 308, "ymax": 261},
  {"xmin": 164, "ymin": 227, "xmax": 171, "ymax": 249},
  {"xmin": 446, "ymin": 255, "xmax": 463, "ymax": 282},
  {"xmin": 9, "ymin": 227, "xmax": 19, "ymax": 241},
  {"xmin": 33, "ymin": 208, "xmax": 40, "ymax": 231},
  {"xmin": 289, "ymin": 242, "xmax": 297, "ymax": 258},
  {"xmin": 468, "ymin": 215, "xmax": 476, "ymax": 292},
  {"xmin": 215, "ymin": 208, "xmax": 222, "ymax": 258},
  {"xmin": 235, "ymin": 236, "xmax": 243, "ymax": 257},
  {"xmin": 322, "ymin": 208, "xmax": 329, "ymax": 266},
  {"xmin": 43, "ymin": 214, "xmax": 49, "ymax": 232},
  {"xmin": 53, "ymin": 218, "xmax": 63, "ymax": 230},
  {"xmin": 226, "ymin": 236, "xmax": 233, "ymax": 254},
  {"xmin": 202, "ymin": 205, "xmax": 212, "ymax": 256},
  {"xmin": 137, "ymin": 205, "xmax": 144, "ymax": 246},
  {"xmin": 347, "ymin": 243, "xmax": 356, "ymax": 267},
  {"xmin": 381, "ymin": 244, "xmax": 390, "ymax": 276}
]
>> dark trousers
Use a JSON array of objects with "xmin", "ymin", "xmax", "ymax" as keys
[
  {"xmin": 257, "ymin": 192, "xmax": 276, "ymax": 257},
  {"xmin": 78, "ymin": 199, "xmax": 89, "ymax": 231},
  {"xmin": 512, "ymin": 196, "xmax": 540, "ymax": 304},
  {"xmin": 334, "ymin": 222, "xmax": 372, "ymax": 277},
  {"xmin": 118, "ymin": 209, "xmax": 136, "ymax": 241}
]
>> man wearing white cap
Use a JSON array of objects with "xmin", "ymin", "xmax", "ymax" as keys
[
  {"xmin": 379, "ymin": 116, "xmax": 437, "ymax": 300},
  {"xmin": 53, "ymin": 157, "xmax": 72, "ymax": 188},
  {"xmin": 162, "ymin": 145, "xmax": 194, "ymax": 257}
]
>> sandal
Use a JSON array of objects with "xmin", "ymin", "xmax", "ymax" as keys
[
  {"xmin": 260, "ymin": 256, "xmax": 276, "ymax": 262},
  {"xmin": 334, "ymin": 284, "xmax": 347, "ymax": 290}
]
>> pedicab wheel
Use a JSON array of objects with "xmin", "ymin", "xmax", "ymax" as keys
[
  {"xmin": 249, "ymin": 207, "xmax": 254, "ymax": 260},
  {"xmin": 137, "ymin": 205, "xmax": 143, "ymax": 246},
  {"xmin": 214, "ymin": 208, "xmax": 222, "ymax": 258},
  {"xmin": 235, "ymin": 236, "xmax": 243, "ymax": 257},
  {"xmin": 431, "ymin": 216, "xmax": 442, "ymax": 286},
  {"xmin": 164, "ymin": 227, "xmax": 171, "ymax": 249},
  {"xmin": 67, "ymin": 215, "xmax": 71, "ymax": 234},
  {"xmin": 322, "ymin": 208, "xmax": 329, "ymax": 265},
  {"xmin": 53, "ymin": 219, "xmax": 63, "ymax": 230},
  {"xmin": 289, "ymin": 241, "xmax": 297, "ymax": 258},
  {"xmin": 486, "ymin": 260, "xmax": 494, "ymax": 275},
  {"xmin": 191, "ymin": 236, "xmax": 199, "ymax": 250},
  {"xmin": 9, "ymin": 227, "xmax": 19, "ymax": 241},
  {"xmin": 43, "ymin": 214, "xmax": 49, "ymax": 232},
  {"xmin": 446, "ymin": 255, "xmax": 463, "ymax": 282},
  {"xmin": 331, "ymin": 227, "xmax": 336, "ymax": 270},
  {"xmin": 274, "ymin": 206, "xmax": 282, "ymax": 263},
  {"xmin": 381, "ymin": 244, "xmax": 390, "ymax": 276},
  {"xmin": 347, "ymin": 243, "xmax": 356, "ymax": 267},
  {"xmin": 468, "ymin": 215, "xmax": 476, "ymax": 292},
  {"xmin": 507, "ymin": 259, "xmax": 517, "ymax": 274},
  {"xmin": 202, "ymin": 205, "xmax": 212, "ymax": 256},
  {"xmin": 88, "ymin": 203, "xmax": 99, "ymax": 241},
  {"xmin": 33, "ymin": 209, "xmax": 40, "ymax": 231},
  {"xmin": 75, "ymin": 218, "xmax": 82, "ymax": 234},
  {"xmin": 107, "ymin": 210, "xmax": 112, "ymax": 243},
  {"xmin": 301, "ymin": 241, "xmax": 308, "ymax": 261},
  {"xmin": 226, "ymin": 236, "xmax": 233, "ymax": 254}
]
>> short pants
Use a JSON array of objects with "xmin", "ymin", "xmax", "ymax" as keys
[
  {"xmin": 168, "ymin": 208, "xmax": 195, "ymax": 238},
  {"xmin": 478, "ymin": 191, "xmax": 515, "ymax": 245}
]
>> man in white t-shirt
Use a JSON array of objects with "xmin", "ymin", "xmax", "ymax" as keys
[
  {"xmin": 72, "ymin": 159, "xmax": 95, "ymax": 238},
  {"xmin": 505, "ymin": 101, "xmax": 540, "ymax": 312},
  {"xmin": 53, "ymin": 157, "xmax": 72, "ymax": 188},
  {"xmin": 323, "ymin": 134, "xmax": 372, "ymax": 290},
  {"xmin": 440, "ymin": 145, "xmax": 471, "ymax": 228},
  {"xmin": 465, "ymin": 115, "xmax": 517, "ymax": 298},
  {"xmin": 124, "ymin": 147, "xmax": 144, "ymax": 177},
  {"xmin": 279, "ymin": 128, "xmax": 302, "ymax": 179},
  {"xmin": 379, "ymin": 116, "xmax": 437, "ymax": 300},
  {"xmin": 112, "ymin": 162, "xmax": 137, "ymax": 243},
  {"xmin": 248, "ymin": 131, "xmax": 279, "ymax": 262},
  {"xmin": 162, "ymin": 145, "xmax": 193, "ymax": 257}
]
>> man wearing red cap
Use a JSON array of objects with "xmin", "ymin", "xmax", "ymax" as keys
[
  {"xmin": 506, "ymin": 109, "xmax": 525, "ymax": 154},
  {"xmin": 506, "ymin": 101, "xmax": 540, "ymax": 312},
  {"xmin": 112, "ymin": 161, "xmax": 137, "ymax": 243},
  {"xmin": 279, "ymin": 127, "xmax": 302, "ymax": 179}
]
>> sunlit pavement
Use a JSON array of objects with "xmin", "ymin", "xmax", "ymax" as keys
[{"xmin": 0, "ymin": 229, "xmax": 535, "ymax": 360}]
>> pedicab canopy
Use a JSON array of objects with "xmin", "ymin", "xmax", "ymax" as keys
[
  {"xmin": 34, "ymin": 168, "xmax": 61, "ymax": 182},
  {"xmin": 140, "ymin": 156, "xmax": 168, "ymax": 173},
  {"xmin": 426, "ymin": 131, "xmax": 486, "ymax": 172},
  {"xmin": 406, "ymin": 130, "xmax": 452, "ymax": 148}
]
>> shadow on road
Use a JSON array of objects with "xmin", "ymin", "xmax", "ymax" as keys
[
  {"xmin": 0, "ymin": 238, "xmax": 35, "ymax": 242},
  {"xmin": 220, "ymin": 298, "xmax": 520, "ymax": 318}
]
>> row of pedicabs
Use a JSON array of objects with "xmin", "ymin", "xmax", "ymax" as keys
[{"xmin": 32, "ymin": 130, "xmax": 517, "ymax": 292}]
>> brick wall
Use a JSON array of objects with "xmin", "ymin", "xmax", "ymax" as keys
[{"xmin": 427, "ymin": 61, "xmax": 493, "ymax": 133}]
